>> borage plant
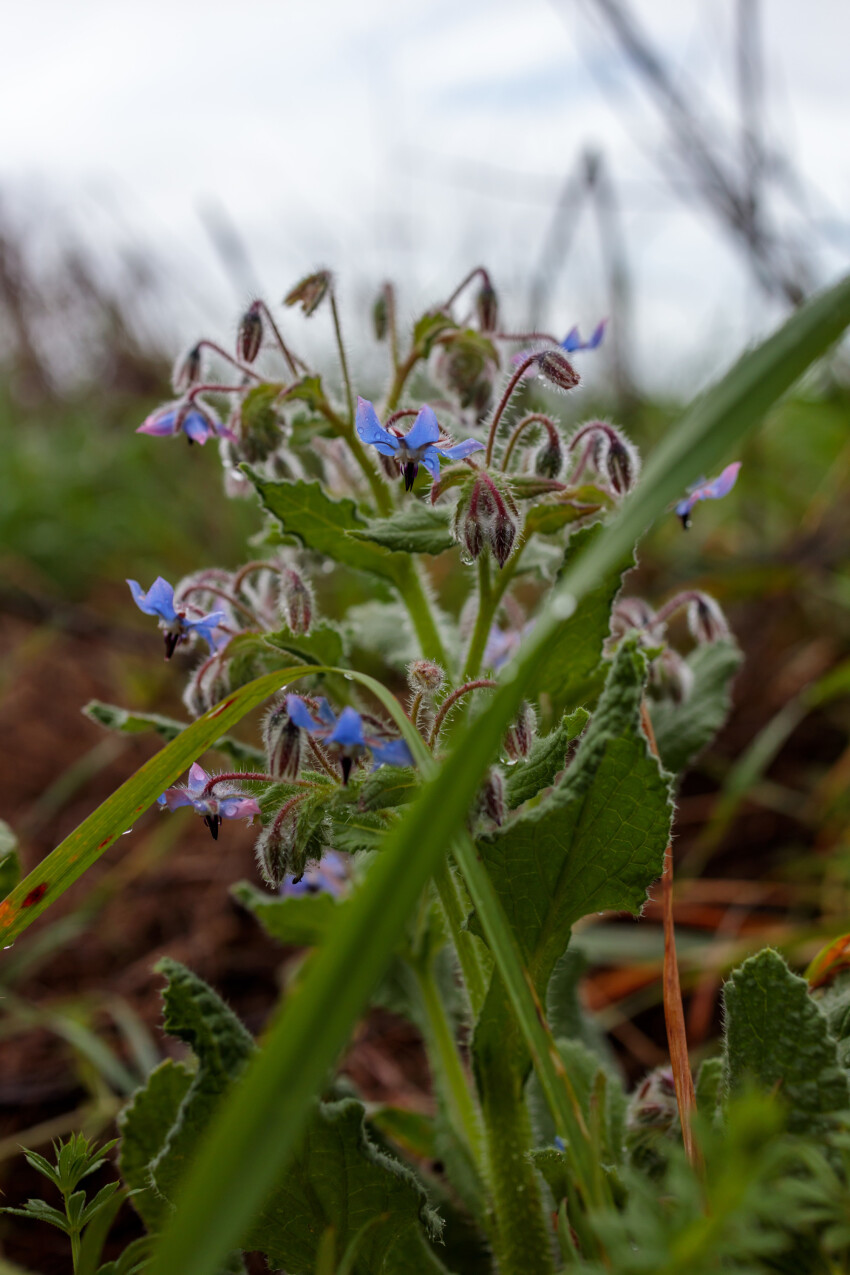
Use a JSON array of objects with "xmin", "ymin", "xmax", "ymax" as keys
[{"xmin": 5, "ymin": 267, "xmax": 850, "ymax": 1275}]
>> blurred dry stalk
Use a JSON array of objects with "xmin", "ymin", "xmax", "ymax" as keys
[{"xmin": 0, "ymin": 197, "xmax": 169, "ymax": 407}]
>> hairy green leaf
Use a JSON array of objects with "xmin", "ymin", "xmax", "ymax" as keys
[
  {"xmin": 118, "ymin": 1059, "xmax": 193, "ymax": 1231},
  {"xmin": 649, "ymin": 637, "xmax": 742, "ymax": 774},
  {"xmin": 232, "ymin": 882, "xmax": 342, "ymax": 947},
  {"xmin": 504, "ymin": 709, "xmax": 589, "ymax": 810},
  {"xmin": 723, "ymin": 948, "xmax": 850, "ymax": 1135},
  {"xmin": 83, "ymin": 700, "xmax": 265, "ymax": 766},
  {"xmin": 350, "ymin": 504, "xmax": 455, "ymax": 556}
]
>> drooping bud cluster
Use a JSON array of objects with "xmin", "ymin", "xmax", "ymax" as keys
[
  {"xmin": 284, "ymin": 270, "xmax": 331, "ymax": 316},
  {"xmin": 436, "ymin": 332, "xmax": 498, "ymax": 414},
  {"xmin": 278, "ymin": 567, "xmax": 313, "ymax": 635},
  {"xmin": 237, "ymin": 302, "xmax": 264, "ymax": 364},
  {"xmin": 503, "ymin": 701, "xmax": 537, "ymax": 762},
  {"xmin": 452, "ymin": 472, "xmax": 519, "ymax": 569}
]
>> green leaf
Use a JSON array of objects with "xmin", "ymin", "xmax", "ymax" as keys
[
  {"xmin": 245, "ymin": 474, "xmax": 405, "ymax": 584},
  {"xmin": 231, "ymin": 881, "xmax": 342, "ymax": 947},
  {"xmin": 118, "ymin": 1058, "xmax": 193, "ymax": 1230},
  {"xmin": 546, "ymin": 947, "xmax": 617, "ymax": 1069},
  {"xmin": 149, "ymin": 274, "xmax": 850, "ymax": 1275},
  {"xmin": 478, "ymin": 642, "xmax": 671, "ymax": 982},
  {"xmin": 3, "ymin": 1200, "xmax": 69, "ymax": 1232},
  {"xmin": 235, "ymin": 383, "xmax": 285, "ymax": 462},
  {"xmin": 263, "ymin": 620, "xmax": 346, "ymax": 668},
  {"xmin": 0, "ymin": 821, "xmax": 20, "ymax": 899},
  {"xmin": 694, "ymin": 1055, "xmax": 724, "ymax": 1119},
  {"xmin": 350, "ymin": 504, "xmax": 455, "ymax": 555},
  {"xmin": 83, "ymin": 700, "xmax": 265, "ymax": 766},
  {"xmin": 354, "ymin": 765, "xmax": 420, "ymax": 811},
  {"xmin": 723, "ymin": 948, "xmax": 850, "ymax": 1135},
  {"xmin": 648, "ymin": 637, "xmax": 742, "ymax": 773},
  {"xmin": 278, "ymin": 374, "xmax": 327, "ymax": 412},
  {"xmin": 530, "ymin": 1038, "xmax": 626, "ymax": 1169},
  {"xmin": 413, "ymin": 311, "xmax": 458, "ymax": 355},
  {"xmin": 518, "ymin": 523, "xmax": 634, "ymax": 717},
  {"xmin": 150, "ymin": 959, "xmax": 448, "ymax": 1274},
  {"xmin": 815, "ymin": 970, "xmax": 850, "ymax": 1069},
  {"xmin": 523, "ymin": 489, "xmax": 609, "ymax": 538},
  {"xmin": 504, "ymin": 709, "xmax": 589, "ymax": 810}
]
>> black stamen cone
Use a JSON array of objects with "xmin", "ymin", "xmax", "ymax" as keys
[
  {"xmin": 164, "ymin": 631, "xmax": 181, "ymax": 660},
  {"xmin": 204, "ymin": 814, "xmax": 222, "ymax": 840},
  {"xmin": 341, "ymin": 756, "xmax": 353, "ymax": 785},
  {"xmin": 679, "ymin": 512, "xmax": 692, "ymax": 530},
  {"xmin": 403, "ymin": 461, "xmax": 418, "ymax": 493}
]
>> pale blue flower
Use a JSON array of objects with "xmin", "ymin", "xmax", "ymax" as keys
[
  {"xmin": 356, "ymin": 397, "xmax": 484, "ymax": 492},
  {"xmin": 128, "ymin": 576, "xmax": 226, "ymax": 658}
]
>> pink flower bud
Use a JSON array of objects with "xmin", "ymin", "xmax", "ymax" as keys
[
  {"xmin": 237, "ymin": 302, "xmax": 264, "ymax": 363},
  {"xmin": 407, "ymin": 660, "xmax": 445, "ymax": 696},
  {"xmin": 172, "ymin": 343, "xmax": 203, "ymax": 394},
  {"xmin": 255, "ymin": 810, "xmax": 298, "ymax": 889},
  {"xmin": 478, "ymin": 767, "xmax": 505, "ymax": 827},
  {"xmin": 262, "ymin": 697, "xmax": 305, "ymax": 780}
]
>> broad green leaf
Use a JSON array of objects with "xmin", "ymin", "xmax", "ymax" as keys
[
  {"xmin": 817, "ymin": 971, "xmax": 850, "ymax": 1068},
  {"xmin": 413, "ymin": 311, "xmax": 458, "ymax": 355},
  {"xmin": 235, "ymin": 383, "xmax": 285, "ymax": 462},
  {"xmin": 519, "ymin": 523, "xmax": 634, "ymax": 716},
  {"xmin": 546, "ymin": 947, "xmax": 617, "ymax": 1068},
  {"xmin": 245, "ymin": 474, "xmax": 404, "ymax": 584},
  {"xmin": 83, "ymin": 700, "xmax": 265, "ymax": 766},
  {"xmin": 504, "ymin": 709, "xmax": 589, "ymax": 810},
  {"xmin": 150, "ymin": 275, "xmax": 850, "ymax": 1275},
  {"xmin": 118, "ymin": 1059, "xmax": 193, "ymax": 1231},
  {"xmin": 150, "ymin": 959, "xmax": 448, "ymax": 1274},
  {"xmin": 263, "ymin": 620, "xmax": 346, "ymax": 668},
  {"xmin": 354, "ymin": 765, "xmax": 419, "ymax": 811},
  {"xmin": 648, "ymin": 637, "xmax": 742, "ymax": 774},
  {"xmin": 1, "ymin": 664, "xmax": 318, "ymax": 943},
  {"xmin": 478, "ymin": 642, "xmax": 671, "ymax": 986},
  {"xmin": 723, "ymin": 948, "xmax": 850, "ymax": 1135},
  {"xmin": 350, "ymin": 504, "xmax": 455, "ymax": 556},
  {"xmin": 277, "ymin": 374, "xmax": 327, "ymax": 412},
  {"xmin": 523, "ymin": 490, "xmax": 608, "ymax": 538},
  {"xmin": 694, "ymin": 1056, "xmax": 724, "ymax": 1118},
  {"xmin": 232, "ymin": 881, "xmax": 342, "ymax": 947}
]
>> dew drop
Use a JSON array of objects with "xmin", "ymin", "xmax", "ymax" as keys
[
  {"xmin": 550, "ymin": 591, "xmax": 576, "ymax": 621},
  {"xmin": 121, "ymin": 828, "xmax": 134, "ymax": 836},
  {"xmin": 459, "ymin": 552, "xmax": 475, "ymax": 567},
  {"xmin": 3, "ymin": 944, "xmax": 14, "ymax": 950}
]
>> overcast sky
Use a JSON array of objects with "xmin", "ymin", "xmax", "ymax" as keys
[{"xmin": 2, "ymin": 0, "xmax": 849, "ymax": 391}]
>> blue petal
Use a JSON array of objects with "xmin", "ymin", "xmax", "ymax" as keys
[
  {"xmin": 370, "ymin": 737, "xmax": 414, "ymax": 769},
  {"xmin": 419, "ymin": 447, "xmax": 441, "ymax": 480},
  {"xmin": 437, "ymin": 438, "xmax": 485, "ymax": 461},
  {"xmin": 183, "ymin": 411, "xmax": 211, "ymax": 444},
  {"xmin": 315, "ymin": 698, "xmax": 337, "ymax": 727},
  {"xmin": 328, "ymin": 706, "xmax": 366, "ymax": 748},
  {"xmin": 187, "ymin": 762, "xmax": 209, "ymax": 793},
  {"xmin": 404, "ymin": 405, "xmax": 441, "ymax": 451},
  {"xmin": 128, "ymin": 576, "xmax": 177, "ymax": 621},
  {"xmin": 285, "ymin": 694, "xmax": 321, "ymax": 733},
  {"xmin": 356, "ymin": 397, "xmax": 398, "ymax": 453},
  {"xmin": 560, "ymin": 326, "xmax": 581, "ymax": 353}
]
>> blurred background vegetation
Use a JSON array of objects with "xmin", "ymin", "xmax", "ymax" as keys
[{"xmin": 1, "ymin": 2, "xmax": 849, "ymax": 1270}]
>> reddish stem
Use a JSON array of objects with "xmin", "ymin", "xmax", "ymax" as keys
[
  {"xmin": 429, "ymin": 679, "xmax": 497, "ymax": 746},
  {"xmin": 442, "ymin": 266, "xmax": 491, "ymax": 312},
  {"xmin": 501, "ymin": 413, "xmax": 560, "ymax": 473},
  {"xmin": 196, "ymin": 339, "xmax": 264, "ymax": 382},
  {"xmin": 484, "ymin": 355, "xmax": 538, "ymax": 466},
  {"xmin": 201, "ymin": 772, "xmax": 273, "ymax": 796},
  {"xmin": 177, "ymin": 584, "xmax": 260, "ymax": 627}
]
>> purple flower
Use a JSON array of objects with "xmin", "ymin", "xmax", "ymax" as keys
[
  {"xmin": 137, "ymin": 400, "xmax": 233, "ymax": 445},
  {"xmin": 356, "ymin": 397, "xmax": 484, "ymax": 492},
  {"xmin": 279, "ymin": 850, "xmax": 350, "ymax": 898},
  {"xmin": 158, "ymin": 762, "xmax": 261, "ymax": 839},
  {"xmin": 128, "ymin": 576, "xmax": 227, "ymax": 658},
  {"xmin": 674, "ymin": 462, "xmax": 741, "ymax": 529},
  {"xmin": 286, "ymin": 694, "xmax": 413, "ymax": 784}
]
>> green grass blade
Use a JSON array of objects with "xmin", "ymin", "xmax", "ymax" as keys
[
  {"xmin": 0, "ymin": 666, "xmax": 328, "ymax": 946},
  {"xmin": 131, "ymin": 274, "xmax": 850, "ymax": 1273}
]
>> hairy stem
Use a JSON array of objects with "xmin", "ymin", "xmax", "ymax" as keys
[
  {"xmin": 484, "ymin": 355, "xmax": 537, "ymax": 466},
  {"xmin": 329, "ymin": 288, "xmax": 355, "ymax": 427},
  {"xmin": 396, "ymin": 558, "xmax": 448, "ymax": 667},
  {"xmin": 432, "ymin": 858, "xmax": 490, "ymax": 1019}
]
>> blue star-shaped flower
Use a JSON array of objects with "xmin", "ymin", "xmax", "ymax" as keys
[
  {"xmin": 128, "ymin": 576, "xmax": 227, "ymax": 658},
  {"xmin": 356, "ymin": 397, "xmax": 484, "ymax": 492},
  {"xmin": 560, "ymin": 320, "xmax": 607, "ymax": 353},
  {"xmin": 137, "ymin": 400, "xmax": 234, "ymax": 445},
  {"xmin": 674, "ymin": 462, "xmax": 741, "ymax": 529},
  {"xmin": 286, "ymin": 694, "xmax": 413, "ymax": 783},
  {"xmin": 158, "ymin": 763, "xmax": 261, "ymax": 839}
]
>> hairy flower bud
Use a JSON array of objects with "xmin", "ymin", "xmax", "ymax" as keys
[
  {"xmin": 649, "ymin": 648, "xmax": 694, "ymax": 705},
  {"xmin": 534, "ymin": 433, "xmax": 563, "ymax": 480},
  {"xmin": 172, "ymin": 343, "xmax": 203, "ymax": 394},
  {"xmin": 475, "ymin": 277, "xmax": 499, "ymax": 333},
  {"xmin": 372, "ymin": 289, "xmax": 389, "ymax": 341},
  {"xmin": 504, "ymin": 701, "xmax": 537, "ymax": 761},
  {"xmin": 237, "ymin": 302, "xmax": 264, "ymax": 363},
  {"xmin": 477, "ymin": 767, "xmax": 505, "ymax": 827},
  {"xmin": 406, "ymin": 660, "xmax": 445, "ymax": 696},
  {"xmin": 537, "ymin": 350, "xmax": 580, "ymax": 392},
  {"xmin": 278, "ymin": 567, "xmax": 313, "ymax": 635},
  {"xmin": 452, "ymin": 472, "xmax": 519, "ymax": 569},
  {"xmin": 605, "ymin": 433, "xmax": 641, "ymax": 495},
  {"xmin": 183, "ymin": 654, "xmax": 230, "ymax": 719},
  {"xmin": 625, "ymin": 1066, "xmax": 679, "ymax": 1177},
  {"xmin": 263, "ymin": 697, "xmax": 305, "ymax": 780},
  {"xmin": 687, "ymin": 592, "xmax": 729, "ymax": 644},
  {"xmin": 610, "ymin": 597, "xmax": 658, "ymax": 642},
  {"xmin": 255, "ymin": 809, "xmax": 299, "ymax": 890},
  {"xmin": 284, "ymin": 270, "xmax": 331, "ymax": 316}
]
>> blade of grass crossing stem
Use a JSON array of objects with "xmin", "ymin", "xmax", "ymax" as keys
[
  {"xmin": 142, "ymin": 276, "xmax": 850, "ymax": 1275},
  {"xmin": 0, "ymin": 666, "xmax": 336, "ymax": 946}
]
